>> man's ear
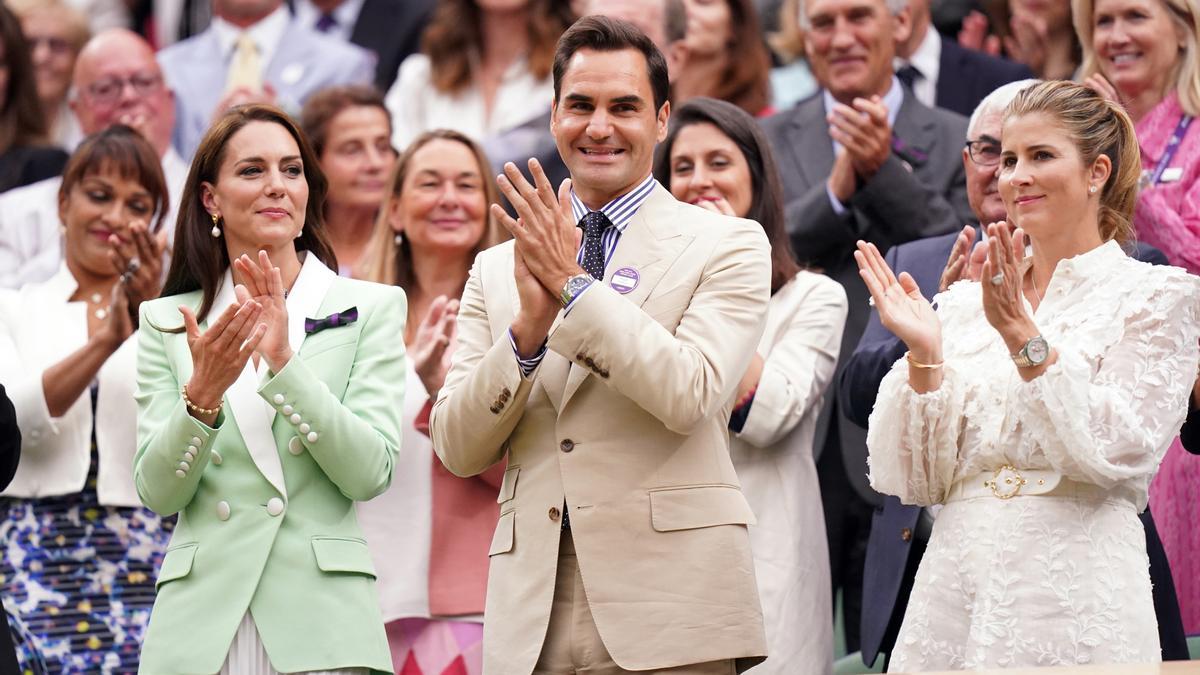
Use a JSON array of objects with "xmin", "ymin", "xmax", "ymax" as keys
[
  {"xmin": 892, "ymin": 6, "xmax": 913, "ymax": 48},
  {"xmin": 550, "ymin": 98, "xmax": 559, "ymax": 136},
  {"xmin": 656, "ymin": 100, "xmax": 671, "ymax": 143}
]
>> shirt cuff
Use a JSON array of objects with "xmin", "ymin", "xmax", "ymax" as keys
[
  {"xmin": 825, "ymin": 184, "xmax": 848, "ymax": 215},
  {"xmin": 508, "ymin": 327, "xmax": 547, "ymax": 379}
]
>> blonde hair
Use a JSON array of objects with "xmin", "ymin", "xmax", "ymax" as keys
[
  {"xmin": 9, "ymin": 0, "xmax": 90, "ymax": 53},
  {"xmin": 1005, "ymin": 80, "xmax": 1141, "ymax": 243},
  {"xmin": 1074, "ymin": 0, "xmax": 1200, "ymax": 116},
  {"xmin": 362, "ymin": 129, "xmax": 506, "ymax": 289},
  {"xmin": 769, "ymin": 0, "xmax": 805, "ymax": 62}
]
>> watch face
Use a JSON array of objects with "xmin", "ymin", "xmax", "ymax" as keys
[{"xmin": 1026, "ymin": 336, "xmax": 1049, "ymax": 364}]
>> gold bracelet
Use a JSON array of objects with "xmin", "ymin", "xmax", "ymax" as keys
[
  {"xmin": 182, "ymin": 385, "xmax": 222, "ymax": 416},
  {"xmin": 905, "ymin": 351, "xmax": 944, "ymax": 370}
]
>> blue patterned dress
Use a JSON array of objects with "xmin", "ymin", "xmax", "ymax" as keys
[{"xmin": 0, "ymin": 387, "xmax": 173, "ymax": 673}]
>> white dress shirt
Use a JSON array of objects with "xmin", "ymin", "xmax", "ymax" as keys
[
  {"xmin": 294, "ymin": 0, "xmax": 366, "ymax": 42},
  {"xmin": 210, "ymin": 4, "xmax": 290, "ymax": 75},
  {"xmin": 895, "ymin": 27, "xmax": 942, "ymax": 109},
  {"xmin": 0, "ymin": 147, "xmax": 188, "ymax": 289}
]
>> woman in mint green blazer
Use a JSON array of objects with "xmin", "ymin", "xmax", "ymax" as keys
[{"xmin": 134, "ymin": 104, "xmax": 405, "ymax": 674}]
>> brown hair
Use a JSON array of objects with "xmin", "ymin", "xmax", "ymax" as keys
[
  {"xmin": 58, "ymin": 124, "xmax": 168, "ymax": 233},
  {"xmin": 363, "ymin": 129, "xmax": 505, "ymax": 293},
  {"xmin": 654, "ymin": 97, "xmax": 801, "ymax": 293},
  {"xmin": 159, "ymin": 104, "xmax": 337, "ymax": 328},
  {"xmin": 300, "ymin": 85, "xmax": 392, "ymax": 158},
  {"xmin": 1004, "ymin": 80, "xmax": 1141, "ymax": 243},
  {"xmin": 703, "ymin": 0, "xmax": 773, "ymax": 116},
  {"xmin": 555, "ymin": 15, "xmax": 672, "ymax": 111},
  {"xmin": 422, "ymin": 0, "xmax": 575, "ymax": 94},
  {"xmin": 1074, "ymin": 0, "xmax": 1200, "ymax": 116},
  {"xmin": 770, "ymin": 0, "xmax": 806, "ymax": 62},
  {"xmin": 0, "ymin": 3, "xmax": 49, "ymax": 153}
]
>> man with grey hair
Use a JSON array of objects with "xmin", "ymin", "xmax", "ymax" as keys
[
  {"xmin": 839, "ymin": 78, "xmax": 1189, "ymax": 668},
  {"xmin": 760, "ymin": 0, "xmax": 972, "ymax": 651}
]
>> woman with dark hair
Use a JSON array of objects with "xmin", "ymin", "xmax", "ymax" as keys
[
  {"xmin": 359, "ymin": 128, "xmax": 504, "ymax": 674},
  {"xmin": 0, "ymin": 125, "xmax": 170, "ymax": 672},
  {"xmin": 860, "ymin": 80, "xmax": 1200, "ymax": 669},
  {"xmin": 384, "ymin": 0, "xmax": 575, "ymax": 149},
  {"xmin": 301, "ymin": 85, "xmax": 398, "ymax": 277},
  {"xmin": 134, "ymin": 104, "xmax": 406, "ymax": 674},
  {"xmin": 0, "ymin": 3, "xmax": 67, "ymax": 192},
  {"xmin": 671, "ymin": 0, "xmax": 774, "ymax": 116},
  {"xmin": 655, "ymin": 96, "xmax": 845, "ymax": 674}
]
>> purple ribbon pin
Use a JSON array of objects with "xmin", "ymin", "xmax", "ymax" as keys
[{"xmin": 305, "ymin": 306, "xmax": 358, "ymax": 335}]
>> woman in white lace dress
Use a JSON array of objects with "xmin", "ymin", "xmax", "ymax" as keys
[{"xmin": 857, "ymin": 80, "xmax": 1200, "ymax": 671}]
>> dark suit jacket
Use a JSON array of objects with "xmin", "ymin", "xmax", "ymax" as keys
[
  {"xmin": 1182, "ymin": 396, "xmax": 1199, "ymax": 454},
  {"xmin": 482, "ymin": 110, "xmax": 567, "ymax": 216},
  {"xmin": 839, "ymin": 236, "xmax": 1189, "ymax": 664},
  {"xmin": 935, "ymin": 40, "xmax": 1035, "ymax": 118},
  {"xmin": 761, "ymin": 90, "xmax": 972, "ymax": 505},
  {"xmin": 349, "ymin": 0, "xmax": 435, "ymax": 93},
  {"xmin": 0, "ymin": 384, "xmax": 21, "ymax": 673}
]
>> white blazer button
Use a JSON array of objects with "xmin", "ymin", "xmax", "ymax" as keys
[
  {"xmin": 211, "ymin": 450, "xmax": 223, "ymax": 465},
  {"xmin": 266, "ymin": 498, "xmax": 284, "ymax": 516},
  {"xmin": 282, "ymin": 405, "xmax": 294, "ymax": 415},
  {"xmin": 288, "ymin": 436, "xmax": 303, "ymax": 455},
  {"xmin": 216, "ymin": 501, "xmax": 231, "ymax": 521},
  {"xmin": 273, "ymin": 394, "xmax": 286, "ymax": 405},
  {"xmin": 178, "ymin": 461, "xmax": 190, "ymax": 471},
  {"xmin": 187, "ymin": 444, "xmax": 199, "ymax": 454},
  {"xmin": 190, "ymin": 437, "xmax": 202, "ymax": 446},
  {"xmin": 299, "ymin": 423, "xmax": 311, "ymax": 434},
  {"xmin": 290, "ymin": 413, "xmax": 302, "ymax": 425},
  {"xmin": 184, "ymin": 451, "xmax": 196, "ymax": 462},
  {"xmin": 306, "ymin": 431, "xmax": 318, "ymax": 443},
  {"xmin": 175, "ymin": 469, "xmax": 186, "ymax": 478}
]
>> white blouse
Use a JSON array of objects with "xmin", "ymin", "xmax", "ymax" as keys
[
  {"xmin": 868, "ymin": 240, "xmax": 1200, "ymax": 670},
  {"xmin": 384, "ymin": 53, "xmax": 553, "ymax": 150}
]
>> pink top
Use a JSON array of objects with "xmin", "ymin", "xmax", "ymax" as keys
[{"xmin": 1134, "ymin": 93, "xmax": 1200, "ymax": 274}]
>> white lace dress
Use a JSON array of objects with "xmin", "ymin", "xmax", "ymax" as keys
[{"xmin": 867, "ymin": 241, "xmax": 1200, "ymax": 671}]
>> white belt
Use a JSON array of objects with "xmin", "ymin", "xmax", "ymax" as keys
[{"xmin": 946, "ymin": 465, "xmax": 1107, "ymax": 502}]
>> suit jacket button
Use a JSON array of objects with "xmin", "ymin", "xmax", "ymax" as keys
[
  {"xmin": 211, "ymin": 450, "xmax": 223, "ymax": 465},
  {"xmin": 576, "ymin": 353, "xmax": 585, "ymax": 361},
  {"xmin": 288, "ymin": 436, "xmax": 304, "ymax": 455},
  {"xmin": 548, "ymin": 506, "xmax": 561, "ymax": 521},
  {"xmin": 266, "ymin": 498, "xmax": 284, "ymax": 517},
  {"xmin": 500, "ymin": 391, "xmax": 510, "ymax": 402},
  {"xmin": 901, "ymin": 527, "xmax": 913, "ymax": 542},
  {"xmin": 216, "ymin": 501, "xmax": 231, "ymax": 521},
  {"xmin": 490, "ymin": 405, "xmax": 500, "ymax": 414},
  {"xmin": 600, "ymin": 369, "xmax": 610, "ymax": 378},
  {"xmin": 560, "ymin": 439, "xmax": 574, "ymax": 453}
]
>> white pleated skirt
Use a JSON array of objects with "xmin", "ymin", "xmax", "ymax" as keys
[{"xmin": 219, "ymin": 613, "xmax": 371, "ymax": 675}]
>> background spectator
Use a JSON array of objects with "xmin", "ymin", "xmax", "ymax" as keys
[
  {"xmin": 657, "ymin": 96, "xmax": 846, "ymax": 675},
  {"xmin": 0, "ymin": 126, "xmax": 170, "ymax": 673},
  {"xmin": 767, "ymin": 0, "xmax": 818, "ymax": 110},
  {"xmin": 384, "ymin": 0, "xmax": 575, "ymax": 149},
  {"xmin": 672, "ymin": 0, "xmax": 774, "ymax": 115},
  {"xmin": 10, "ymin": 0, "xmax": 91, "ymax": 151},
  {"xmin": 0, "ymin": 4, "xmax": 68, "ymax": 193},
  {"xmin": 957, "ymin": 0, "xmax": 1081, "ymax": 79},
  {"xmin": 359, "ymin": 129, "xmax": 505, "ymax": 675},
  {"xmin": 293, "ymin": 0, "xmax": 436, "ymax": 92},
  {"xmin": 301, "ymin": 85, "xmax": 398, "ymax": 277}
]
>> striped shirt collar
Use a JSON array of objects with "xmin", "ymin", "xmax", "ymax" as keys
[{"xmin": 570, "ymin": 174, "xmax": 658, "ymax": 233}]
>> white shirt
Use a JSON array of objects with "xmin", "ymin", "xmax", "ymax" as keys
[
  {"xmin": 895, "ymin": 27, "xmax": 941, "ymax": 109},
  {"xmin": 0, "ymin": 147, "xmax": 188, "ymax": 289},
  {"xmin": 385, "ymin": 53, "xmax": 554, "ymax": 150},
  {"xmin": 294, "ymin": 0, "xmax": 366, "ymax": 42},
  {"xmin": 210, "ymin": 4, "xmax": 291, "ymax": 74},
  {"xmin": 868, "ymin": 241, "xmax": 1200, "ymax": 669}
]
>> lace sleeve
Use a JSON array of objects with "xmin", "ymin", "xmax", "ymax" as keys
[{"xmin": 1016, "ymin": 273, "xmax": 1200, "ymax": 489}]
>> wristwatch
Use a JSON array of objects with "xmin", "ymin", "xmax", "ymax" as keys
[
  {"xmin": 1011, "ymin": 335, "xmax": 1050, "ymax": 368},
  {"xmin": 559, "ymin": 273, "xmax": 594, "ymax": 307}
]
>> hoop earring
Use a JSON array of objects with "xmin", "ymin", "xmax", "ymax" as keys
[{"xmin": 210, "ymin": 213, "xmax": 221, "ymax": 238}]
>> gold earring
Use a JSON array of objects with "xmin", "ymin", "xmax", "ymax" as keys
[{"xmin": 210, "ymin": 213, "xmax": 221, "ymax": 238}]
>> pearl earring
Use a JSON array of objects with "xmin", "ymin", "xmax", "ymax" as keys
[
  {"xmin": 1089, "ymin": 185, "xmax": 1098, "ymax": 194},
  {"xmin": 210, "ymin": 213, "xmax": 221, "ymax": 238},
  {"xmin": 295, "ymin": 227, "xmax": 303, "ymax": 239},
  {"xmin": 394, "ymin": 232, "xmax": 403, "ymax": 246}
]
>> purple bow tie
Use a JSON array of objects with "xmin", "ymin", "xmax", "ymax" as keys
[{"xmin": 305, "ymin": 307, "xmax": 358, "ymax": 335}]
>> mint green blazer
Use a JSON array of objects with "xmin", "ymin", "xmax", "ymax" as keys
[{"xmin": 134, "ymin": 257, "xmax": 405, "ymax": 674}]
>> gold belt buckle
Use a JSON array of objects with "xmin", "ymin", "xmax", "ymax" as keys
[{"xmin": 984, "ymin": 465, "xmax": 1026, "ymax": 499}]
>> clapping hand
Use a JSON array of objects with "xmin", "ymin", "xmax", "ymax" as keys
[
  {"xmin": 1084, "ymin": 73, "xmax": 1122, "ymax": 106},
  {"xmin": 180, "ymin": 297, "xmax": 266, "ymax": 416},
  {"xmin": 1004, "ymin": 12, "xmax": 1050, "ymax": 77},
  {"xmin": 855, "ymin": 240, "xmax": 942, "ymax": 362},
  {"xmin": 233, "ymin": 251, "xmax": 292, "ymax": 372},
  {"xmin": 412, "ymin": 295, "xmax": 459, "ymax": 396},
  {"xmin": 958, "ymin": 10, "xmax": 1003, "ymax": 55},
  {"xmin": 938, "ymin": 225, "xmax": 988, "ymax": 292},
  {"xmin": 108, "ymin": 219, "xmax": 167, "ymax": 325},
  {"xmin": 828, "ymin": 97, "xmax": 891, "ymax": 179},
  {"xmin": 491, "ymin": 159, "xmax": 583, "ymax": 294},
  {"xmin": 980, "ymin": 222, "xmax": 1037, "ymax": 344}
]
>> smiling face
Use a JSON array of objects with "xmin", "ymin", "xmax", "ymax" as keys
[
  {"xmin": 804, "ymin": 0, "xmax": 910, "ymax": 103},
  {"xmin": 201, "ymin": 120, "xmax": 309, "ymax": 255},
  {"xmin": 320, "ymin": 105, "xmax": 396, "ymax": 212},
  {"xmin": 71, "ymin": 31, "xmax": 176, "ymax": 156},
  {"xmin": 388, "ymin": 138, "xmax": 488, "ymax": 258},
  {"xmin": 552, "ymin": 47, "xmax": 670, "ymax": 208},
  {"xmin": 22, "ymin": 9, "xmax": 81, "ymax": 107},
  {"xmin": 1092, "ymin": 0, "xmax": 1185, "ymax": 100},
  {"xmin": 682, "ymin": 0, "xmax": 733, "ymax": 57},
  {"xmin": 998, "ymin": 112, "xmax": 1109, "ymax": 238},
  {"xmin": 667, "ymin": 121, "xmax": 754, "ymax": 216},
  {"xmin": 61, "ymin": 164, "xmax": 156, "ymax": 279},
  {"xmin": 964, "ymin": 110, "xmax": 1007, "ymax": 225}
]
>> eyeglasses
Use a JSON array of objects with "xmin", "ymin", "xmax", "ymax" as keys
[
  {"xmin": 965, "ymin": 139, "xmax": 1002, "ymax": 167},
  {"xmin": 29, "ymin": 36, "xmax": 74, "ymax": 56},
  {"xmin": 82, "ymin": 72, "xmax": 163, "ymax": 105}
]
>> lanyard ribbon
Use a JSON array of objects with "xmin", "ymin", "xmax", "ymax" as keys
[{"xmin": 1150, "ymin": 115, "xmax": 1193, "ymax": 185}]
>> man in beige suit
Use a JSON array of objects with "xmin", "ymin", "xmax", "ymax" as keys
[{"xmin": 430, "ymin": 16, "xmax": 770, "ymax": 675}]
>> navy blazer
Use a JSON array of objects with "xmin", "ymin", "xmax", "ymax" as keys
[
  {"xmin": 842, "ymin": 235, "xmax": 1188, "ymax": 665},
  {"xmin": 348, "ymin": 0, "xmax": 435, "ymax": 93},
  {"xmin": 935, "ymin": 40, "xmax": 1036, "ymax": 118}
]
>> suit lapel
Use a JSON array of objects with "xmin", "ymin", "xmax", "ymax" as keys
[
  {"xmin": 892, "ymin": 95, "xmax": 938, "ymax": 171},
  {"xmin": 787, "ymin": 96, "xmax": 836, "ymax": 190},
  {"xmin": 559, "ymin": 185, "xmax": 686, "ymax": 408}
]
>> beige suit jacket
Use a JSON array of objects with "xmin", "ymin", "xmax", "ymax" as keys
[{"xmin": 431, "ymin": 184, "xmax": 771, "ymax": 675}]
